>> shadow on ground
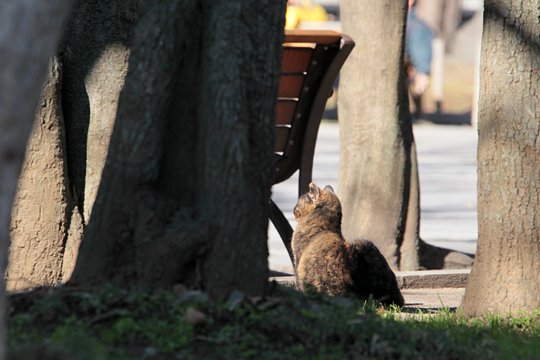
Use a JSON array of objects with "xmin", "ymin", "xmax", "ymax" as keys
[
  {"xmin": 419, "ymin": 239, "xmax": 474, "ymax": 270},
  {"xmin": 415, "ymin": 111, "xmax": 471, "ymax": 126},
  {"xmin": 324, "ymin": 107, "xmax": 472, "ymax": 127}
]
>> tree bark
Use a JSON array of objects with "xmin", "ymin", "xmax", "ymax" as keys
[
  {"xmin": 197, "ymin": 0, "xmax": 286, "ymax": 296},
  {"xmin": 6, "ymin": 0, "xmax": 137, "ymax": 291},
  {"xmin": 0, "ymin": 0, "xmax": 73, "ymax": 357},
  {"xmin": 69, "ymin": 0, "xmax": 286, "ymax": 297},
  {"xmin": 7, "ymin": 59, "xmax": 79, "ymax": 291},
  {"xmin": 61, "ymin": 0, "xmax": 137, "ymax": 222},
  {"xmin": 338, "ymin": 0, "xmax": 420, "ymax": 270},
  {"xmin": 460, "ymin": 0, "xmax": 540, "ymax": 316},
  {"xmin": 8, "ymin": 0, "xmax": 285, "ymax": 299},
  {"xmin": 70, "ymin": 0, "xmax": 204, "ymax": 288}
]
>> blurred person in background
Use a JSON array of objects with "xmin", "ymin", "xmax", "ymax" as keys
[
  {"xmin": 405, "ymin": 0, "xmax": 434, "ymax": 117},
  {"xmin": 285, "ymin": 0, "xmax": 329, "ymax": 30}
]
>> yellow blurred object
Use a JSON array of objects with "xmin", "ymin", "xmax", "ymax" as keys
[{"xmin": 285, "ymin": 0, "xmax": 329, "ymax": 30}]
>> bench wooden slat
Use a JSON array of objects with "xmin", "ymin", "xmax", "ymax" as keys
[
  {"xmin": 284, "ymin": 30, "xmax": 342, "ymax": 45},
  {"xmin": 275, "ymin": 126, "xmax": 290, "ymax": 153},
  {"xmin": 281, "ymin": 47, "xmax": 313, "ymax": 73},
  {"xmin": 276, "ymin": 100, "xmax": 297, "ymax": 126},
  {"xmin": 278, "ymin": 74, "xmax": 305, "ymax": 98}
]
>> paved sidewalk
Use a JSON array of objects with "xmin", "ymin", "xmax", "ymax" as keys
[
  {"xmin": 268, "ymin": 121, "xmax": 478, "ymax": 274},
  {"xmin": 401, "ymin": 288, "xmax": 465, "ymax": 311}
]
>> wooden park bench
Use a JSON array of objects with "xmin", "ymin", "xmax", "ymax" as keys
[{"xmin": 270, "ymin": 30, "xmax": 355, "ymax": 264}]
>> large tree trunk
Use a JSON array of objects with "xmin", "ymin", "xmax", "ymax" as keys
[
  {"xmin": 0, "ymin": 0, "xmax": 73, "ymax": 357},
  {"xmin": 338, "ymin": 0, "xmax": 420, "ymax": 270},
  {"xmin": 68, "ymin": 0, "xmax": 285, "ymax": 297},
  {"xmin": 8, "ymin": 0, "xmax": 284, "ymax": 297},
  {"xmin": 460, "ymin": 0, "xmax": 540, "ymax": 316}
]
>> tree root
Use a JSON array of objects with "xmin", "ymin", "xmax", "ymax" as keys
[{"xmin": 418, "ymin": 238, "xmax": 474, "ymax": 270}]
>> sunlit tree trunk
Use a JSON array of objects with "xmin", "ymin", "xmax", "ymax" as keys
[
  {"xmin": 338, "ymin": 0, "xmax": 420, "ymax": 270},
  {"xmin": 0, "ymin": 0, "xmax": 72, "ymax": 357},
  {"xmin": 460, "ymin": 0, "xmax": 540, "ymax": 316}
]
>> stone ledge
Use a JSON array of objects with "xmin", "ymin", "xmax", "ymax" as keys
[
  {"xmin": 396, "ymin": 269, "xmax": 469, "ymax": 289},
  {"xmin": 270, "ymin": 269, "xmax": 470, "ymax": 290}
]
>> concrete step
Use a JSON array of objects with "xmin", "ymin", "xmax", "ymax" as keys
[
  {"xmin": 396, "ymin": 269, "xmax": 469, "ymax": 289},
  {"xmin": 270, "ymin": 269, "xmax": 470, "ymax": 290}
]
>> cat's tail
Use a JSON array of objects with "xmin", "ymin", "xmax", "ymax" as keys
[{"xmin": 347, "ymin": 239, "xmax": 405, "ymax": 307}]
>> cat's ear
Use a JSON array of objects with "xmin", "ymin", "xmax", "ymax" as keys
[
  {"xmin": 324, "ymin": 185, "xmax": 335, "ymax": 193},
  {"xmin": 308, "ymin": 182, "xmax": 320, "ymax": 202}
]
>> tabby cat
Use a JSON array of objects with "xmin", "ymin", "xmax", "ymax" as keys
[{"xmin": 292, "ymin": 183, "xmax": 404, "ymax": 306}]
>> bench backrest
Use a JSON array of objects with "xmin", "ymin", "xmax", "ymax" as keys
[{"xmin": 274, "ymin": 30, "xmax": 354, "ymax": 195}]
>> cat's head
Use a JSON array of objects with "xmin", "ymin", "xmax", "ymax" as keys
[{"xmin": 293, "ymin": 182, "xmax": 342, "ymax": 227}]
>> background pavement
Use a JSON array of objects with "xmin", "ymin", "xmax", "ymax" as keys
[{"xmin": 268, "ymin": 121, "xmax": 478, "ymax": 274}]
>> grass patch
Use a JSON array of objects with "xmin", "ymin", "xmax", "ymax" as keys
[{"xmin": 8, "ymin": 283, "xmax": 540, "ymax": 359}]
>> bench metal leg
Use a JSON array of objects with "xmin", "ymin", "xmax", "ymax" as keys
[{"xmin": 269, "ymin": 199, "xmax": 294, "ymax": 266}]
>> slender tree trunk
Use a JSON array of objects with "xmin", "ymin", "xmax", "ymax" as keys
[
  {"xmin": 460, "ymin": 0, "xmax": 540, "ymax": 316},
  {"xmin": 338, "ymin": 0, "xmax": 420, "ymax": 270},
  {"xmin": 0, "ymin": 0, "xmax": 72, "ymax": 357}
]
